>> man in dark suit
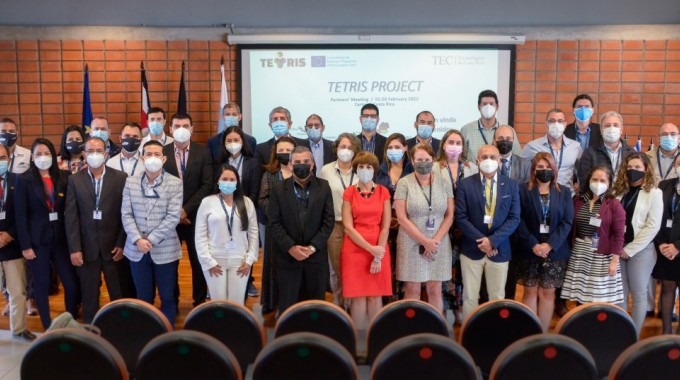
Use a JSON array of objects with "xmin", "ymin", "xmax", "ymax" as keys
[
  {"xmin": 268, "ymin": 146, "xmax": 335, "ymax": 313},
  {"xmin": 163, "ymin": 113, "xmax": 214, "ymax": 306},
  {"xmin": 90, "ymin": 117, "xmax": 121, "ymax": 158},
  {"xmin": 254, "ymin": 106, "xmax": 306, "ymax": 166},
  {"xmin": 65, "ymin": 137, "xmax": 131, "ymax": 323},
  {"xmin": 357, "ymin": 103, "xmax": 387, "ymax": 164},
  {"xmin": 303, "ymin": 114, "xmax": 335, "ymax": 177},
  {"xmin": 564, "ymin": 94, "xmax": 602, "ymax": 151},
  {"xmin": 406, "ymin": 110, "xmax": 441, "ymax": 154},
  {"xmin": 455, "ymin": 144, "xmax": 520, "ymax": 319},
  {"xmin": 207, "ymin": 102, "xmax": 257, "ymax": 162}
]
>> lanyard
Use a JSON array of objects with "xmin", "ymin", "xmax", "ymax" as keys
[
  {"xmin": 608, "ymin": 146, "xmax": 623, "ymax": 175},
  {"xmin": 93, "ymin": 177, "xmax": 102, "ymax": 211},
  {"xmin": 141, "ymin": 171, "xmax": 164, "ymax": 198},
  {"xmin": 445, "ymin": 161, "xmax": 464, "ymax": 189},
  {"xmin": 539, "ymin": 193, "xmax": 550, "ymax": 224},
  {"xmin": 219, "ymin": 196, "xmax": 236, "ymax": 241},
  {"xmin": 657, "ymin": 149, "xmax": 677, "ymax": 180},
  {"xmin": 336, "ymin": 168, "xmax": 354, "ymax": 190},
  {"xmin": 415, "ymin": 174, "xmax": 433, "ymax": 213},
  {"xmin": 179, "ymin": 149, "xmax": 187, "ymax": 175},
  {"xmin": 477, "ymin": 120, "xmax": 491, "ymax": 145},
  {"xmin": 43, "ymin": 179, "xmax": 55, "ymax": 212},
  {"xmin": 0, "ymin": 175, "xmax": 6, "ymax": 211},
  {"xmin": 120, "ymin": 156, "xmax": 139, "ymax": 176},
  {"xmin": 232, "ymin": 154, "xmax": 244, "ymax": 174},
  {"xmin": 547, "ymin": 139, "xmax": 564, "ymax": 170}
]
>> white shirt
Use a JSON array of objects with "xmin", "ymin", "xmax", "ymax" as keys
[
  {"xmin": 107, "ymin": 151, "xmax": 144, "ymax": 177},
  {"xmin": 194, "ymin": 195, "xmax": 259, "ymax": 270},
  {"xmin": 9, "ymin": 145, "xmax": 31, "ymax": 174},
  {"xmin": 320, "ymin": 161, "xmax": 357, "ymax": 221},
  {"xmin": 139, "ymin": 133, "xmax": 174, "ymax": 151}
]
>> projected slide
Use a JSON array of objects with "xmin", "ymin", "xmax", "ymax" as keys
[{"xmin": 241, "ymin": 48, "xmax": 512, "ymax": 144}]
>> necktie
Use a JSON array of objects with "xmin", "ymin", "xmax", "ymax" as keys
[
  {"xmin": 501, "ymin": 158, "xmax": 509, "ymax": 176},
  {"xmin": 485, "ymin": 178, "xmax": 496, "ymax": 228}
]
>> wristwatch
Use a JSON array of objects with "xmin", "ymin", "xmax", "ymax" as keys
[{"xmin": 309, "ymin": 245, "xmax": 317, "ymax": 254}]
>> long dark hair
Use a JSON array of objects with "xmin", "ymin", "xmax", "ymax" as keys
[
  {"xmin": 264, "ymin": 136, "xmax": 296, "ymax": 174},
  {"xmin": 219, "ymin": 126, "xmax": 253, "ymax": 163},
  {"xmin": 30, "ymin": 138, "xmax": 61, "ymax": 183},
  {"xmin": 59, "ymin": 125, "xmax": 86, "ymax": 160},
  {"xmin": 219, "ymin": 164, "xmax": 248, "ymax": 231},
  {"xmin": 582, "ymin": 165, "xmax": 614, "ymax": 199}
]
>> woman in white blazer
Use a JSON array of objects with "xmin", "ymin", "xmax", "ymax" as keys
[
  {"xmin": 611, "ymin": 152, "xmax": 663, "ymax": 336},
  {"xmin": 195, "ymin": 164, "xmax": 258, "ymax": 304}
]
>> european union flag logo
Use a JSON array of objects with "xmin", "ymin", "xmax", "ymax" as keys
[{"xmin": 311, "ymin": 56, "xmax": 326, "ymax": 67}]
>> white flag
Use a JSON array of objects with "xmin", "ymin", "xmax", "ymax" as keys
[{"xmin": 218, "ymin": 56, "xmax": 229, "ymax": 134}]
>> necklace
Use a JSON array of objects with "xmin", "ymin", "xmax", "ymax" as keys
[{"xmin": 357, "ymin": 184, "xmax": 376, "ymax": 198}]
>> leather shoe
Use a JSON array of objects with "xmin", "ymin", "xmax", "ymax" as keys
[
  {"xmin": 555, "ymin": 301, "xmax": 569, "ymax": 317},
  {"xmin": 13, "ymin": 330, "xmax": 37, "ymax": 342},
  {"xmin": 27, "ymin": 298, "xmax": 38, "ymax": 316}
]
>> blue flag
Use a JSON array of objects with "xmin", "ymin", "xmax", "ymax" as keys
[
  {"xmin": 82, "ymin": 64, "xmax": 93, "ymax": 135},
  {"xmin": 635, "ymin": 136, "xmax": 642, "ymax": 152}
]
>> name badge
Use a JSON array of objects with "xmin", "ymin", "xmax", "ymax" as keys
[
  {"xmin": 226, "ymin": 240, "xmax": 237, "ymax": 250},
  {"xmin": 540, "ymin": 224, "xmax": 550, "ymax": 234},
  {"xmin": 426, "ymin": 217, "xmax": 436, "ymax": 231},
  {"xmin": 49, "ymin": 212, "xmax": 59, "ymax": 221},
  {"xmin": 483, "ymin": 215, "xmax": 493, "ymax": 224},
  {"xmin": 668, "ymin": 219, "xmax": 674, "ymax": 229},
  {"xmin": 589, "ymin": 217, "xmax": 601, "ymax": 227},
  {"xmin": 93, "ymin": 210, "xmax": 102, "ymax": 220},
  {"xmin": 0, "ymin": 211, "xmax": 5, "ymax": 220}
]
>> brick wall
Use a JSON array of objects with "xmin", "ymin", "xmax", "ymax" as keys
[{"xmin": 0, "ymin": 39, "xmax": 679, "ymax": 149}]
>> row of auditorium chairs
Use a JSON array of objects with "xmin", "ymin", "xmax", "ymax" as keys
[{"xmin": 20, "ymin": 298, "xmax": 680, "ymax": 379}]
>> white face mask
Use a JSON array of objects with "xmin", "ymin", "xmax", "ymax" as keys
[
  {"xmin": 172, "ymin": 127, "xmax": 192, "ymax": 144},
  {"xmin": 357, "ymin": 168, "xmax": 374, "ymax": 184},
  {"xmin": 337, "ymin": 148, "xmax": 354, "ymax": 163},
  {"xmin": 602, "ymin": 127, "xmax": 622, "ymax": 144},
  {"xmin": 144, "ymin": 157, "xmax": 163, "ymax": 173},
  {"xmin": 34, "ymin": 155, "xmax": 52, "ymax": 170},
  {"xmin": 590, "ymin": 181, "xmax": 608, "ymax": 196},
  {"xmin": 548, "ymin": 122, "xmax": 565, "ymax": 139},
  {"xmin": 479, "ymin": 159, "xmax": 499, "ymax": 174},
  {"xmin": 225, "ymin": 142, "xmax": 242, "ymax": 156},
  {"xmin": 86, "ymin": 153, "xmax": 106, "ymax": 169},
  {"xmin": 480, "ymin": 104, "xmax": 496, "ymax": 119}
]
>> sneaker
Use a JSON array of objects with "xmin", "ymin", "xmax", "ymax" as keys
[
  {"xmin": 247, "ymin": 282, "xmax": 259, "ymax": 297},
  {"xmin": 12, "ymin": 330, "xmax": 36, "ymax": 342}
]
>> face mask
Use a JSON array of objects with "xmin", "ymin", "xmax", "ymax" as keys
[
  {"xmin": 602, "ymin": 127, "xmax": 622, "ymax": 143},
  {"xmin": 357, "ymin": 168, "xmax": 374, "ymax": 184},
  {"xmin": 292, "ymin": 163, "xmax": 312, "ymax": 179},
  {"xmin": 480, "ymin": 104, "xmax": 496, "ymax": 119},
  {"xmin": 218, "ymin": 180, "xmax": 237, "ymax": 195},
  {"xmin": 417, "ymin": 125, "xmax": 433, "ymax": 139},
  {"xmin": 91, "ymin": 129, "xmax": 109, "ymax": 142},
  {"xmin": 143, "ymin": 156, "xmax": 163, "ymax": 173},
  {"xmin": 660, "ymin": 135, "xmax": 678, "ymax": 152},
  {"xmin": 337, "ymin": 148, "xmax": 354, "ymax": 163},
  {"xmin": 496, "ymin": 140, "xmax": 513, "ymax": 155},
  {"xmin": 65, "ymin": 141, "xmax": 84, "ymax": 155},
  {"xmin": 224, "ymin": 116, "xmax": 239, "ymax": 127},
  {"xmin": 574, "ymin": 107, "xmax": 594, "ymax": 122},
  {"xmin": 86, "ymin": 152, "xmax": 106, "ymax": 169},
  {"xmin": 121, "ymin": 137, "xmax": 141, "ymax": 153},
  {"xmin": 34, "ymin": 155, "xmax": 52, "ymax": 170},
  {"xmin": 413, "ymin": 161, "xmax": 433, "ymax": 175},
  {"xmin": 306, "ymin": 127, "xmax": 322, "ymax": 142},
  {"xmin": 0, "ymin": 160, "xmax": 8, "ymax": 176},
  {"xmin": 445, "ymin": 145, "xmax": 463, "ymax": 160},
  {"xmin": 535, "ymin": 169, "xmax": 554, "ymax": 183},
  {"xmin": 627, "ymin": 169, "xmax": 645, "ymax": 183},
  {"xmin": 0, "ymin": 132, "xmax": 17, "ymax": 147},
  {"xmin": 271, "ymin": 121, "xmax": 289, "ymax": 137},
  {"xmin": 276, "ymin": 153, "xmax": 290, "ymax": 165},
  {"xmin": 172, "ymin": 127, "xmax": 191, "ymax": 144},
  {"xmin": 225, "ymin": 142, "xmax": 242, "ymax": 156},
  {"xmin": 590, "ymin": 181, "xmax": 608, "ymax": 196},
  {"xmin": 548, "ymin": 123, "xmax": 565, "ymax": 139},
  {"xmin": 361, "ymin": 118, "xmax": 377, "ymax": 132},
  {"xmin": 148, "ymin": 121, "xmax": 164, "ymax": 136},
  {"xmin": 479, "ymin": 159, "xmax": 499, "ymax": 174},
  {"xmin": 386, "ymin": 149, "xmax": 404, "ymax": 163}
]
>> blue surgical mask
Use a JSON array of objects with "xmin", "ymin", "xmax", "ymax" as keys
[
  {"xmin": 660, "ymin": 135, "xmax": 679, "ymax": 152},
  {"xmin": 224, "ymin": 116, "xmax": 239, "ymax": 127},
  {"xmin": 271, "ymin": 121, "xmax": 289, "ymax": 137},
  {"xmin": 148, "ymin": 121, "xmax": 164, "ymax": 136},
  {"xmin": 386, "ymin": 149, "xmax": 404, "ymax": 163},
  {"xmin": 306, "ymin": 127, "xmax": 322, "ymax": 142},
  {"xmin": 417, "ymin": 125, "xmax": 434, "ymax": 139},
  {"xmin": 0, "ymin": 160, "xmax": 8, "ymax": 176},
  {"xmin": 361, "ymin": 118, "xmax": 377, "ymax": 132},
  {"xmin": 91, "ymin": 129, "xmax": 109, "ymax": 142},
  {"xmin": 219, "ymin": 180, "xmax": 237, "ymax": 195},
  {"xmin": 574, "ymin": 107, "xmax": 594, "ymax": 122}
]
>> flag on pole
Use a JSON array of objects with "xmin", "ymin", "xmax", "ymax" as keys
[
  {"xmin": 82, "ymin": 63, "xmax": 93, "ymax": 135},
  {"xmin": 217, "ymin": 55, "xmax": 229, "ymax": 134},
  {"xmin": 635, "ymin": 135, "xmax": 642, "ymax": 152},
  {"xmin": 649, "ymin": 137, "xmax": 655, "ymax": 152},
  {"xmin": 177, "ymin": 61, "xmax": 187, "ymax": 114},
  {"xmin": 141, "ymin": 62, "xmax": 151, "ymax": 136}
]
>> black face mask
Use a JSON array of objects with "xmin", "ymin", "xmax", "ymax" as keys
[
  {"xmin": 0, "ymin": 132, "xmax": 17, "ymax": 147},
  {"xmin": 121, "ymin": 137, "xmax": 142, "ymax": 153},
  {"xmin": 276, "ymin": 153, "xmax": 290, "ymax": 165},
  {"xmin": 627, "ymin": 169, "xmax": 645, "ymax": 184},
  {"xmin": 293, "ymin": 163, "xmax": 312, "ymax": 179},
  {"xmin": 535, "ymin": 169, "xmax": 554, "ymax": 183},
  {"xmin": 65, "ymin": 141, "xmax": 84, "ymax": 155},
  {"xmin": 496, "ymin": 140, "xmax": 513, "ymax": 155}
]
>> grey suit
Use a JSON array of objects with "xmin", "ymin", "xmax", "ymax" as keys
[{"xmin": 502, "ymin": 154, "xmax": 531, "ymax": 184}]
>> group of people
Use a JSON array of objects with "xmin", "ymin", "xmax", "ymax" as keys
[{"xmin": 1, "ymin": 89, "xmax": 679, "ymax": 340}]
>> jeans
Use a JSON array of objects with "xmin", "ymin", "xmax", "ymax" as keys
[
  {"xmin": 618, "ymin": 243, "xmax": 657, "ymax": 336},
  {"xmin": 129, "ymin": 254, "xmax": 178, "ymax": 326}
]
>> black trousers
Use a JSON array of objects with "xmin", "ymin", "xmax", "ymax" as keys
[
  {"xmin": 76, "ymin": 255, "xmax": 122, "ymax": 323},
  {"xmin": 277, "ymin": 259, "xmax": 329, "ymax": 314}
]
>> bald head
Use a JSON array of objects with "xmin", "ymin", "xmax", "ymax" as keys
[
  {"xmin": 494, "ymin": 125, "xmax": 515, "ymax": 142},
  {"xmin": 477, "ymin": 144, "xmax": 500, "ymax": 161}
]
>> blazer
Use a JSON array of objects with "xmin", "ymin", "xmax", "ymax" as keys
[
  {"xmin": 646, "ymin": 147, "xmax": 679, "ymax": 185},
  {"xmin": 215, "ymin": 155, "xmax": 263, "ymax": 205},
  {"xmin": 454, "ymin": 173, "xmax": 521, "ymax": 262},
  {"xmin": 163, "ymin": 141, "xmax": 214, "ymax": 220},
  {"xmin": 255, "ymin": 136, "xmax": 307, "ymax": 166},
  {"xmin": 507, "ymin": 154, "xmax": 531, "ymax": 184},
  {"xmin": 577, "ymin": 141, "xmax": 636, "ymax": 186},
  {"xmin": 207, "ymin": 131, "xmax": 257, "ymax": 162},
  {"xmin": 406, "ymin": 137, "xmax": 441, "ymax": 155},
  {"xmin": 572, "ymin": 195, "xmax": 626, "ymax": 255},
  {"xmin": 65, "ymin": 168, "xmax": 128, "ymax": 262},
  {"xmin": 654, "ymin": 178, "xmax": 680, "ymax": 250},
  {"xmin": 121, "ymin": 171, "xmax": 183, "ymax": 264},
  {"xmin": 15, "ymin": 169, "xmax": 70, "ymax": 250},
  {"xmin": 303, "ymin": 138, "xmax": 336, "ymax": 168},
  {"xmin": 564, "ymin": 122, "xmax": 603, "ymax": 149},
  {"xmin": 615, "ymin": 187, "xmax": 663, "ymax": 257},
  {"xmin": 516, "ymin": 183, "xmax": 574, "ymax": 261},
  {"xmin": 268, "ymin": 177, "xmax": 335, "ymax": 268},
  {"xmin": 0, "ymin": 173, "xmax": 22, "ymax": 261},
  {"xmin": 356, "ymin": 133, "xmax": 387, "ymax": 165}
]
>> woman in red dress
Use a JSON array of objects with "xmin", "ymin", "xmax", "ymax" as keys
[{"xmin": 341, "ymin": 152, "xmax": 392, "ymax": 329}]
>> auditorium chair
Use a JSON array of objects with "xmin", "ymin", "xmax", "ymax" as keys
[{"xmin": 608, "ymin": 335, "xmax": 680, "ymax": 380}]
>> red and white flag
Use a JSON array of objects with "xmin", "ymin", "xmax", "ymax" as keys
[{"xmin": 141, "ymin": 62, "xmax": 151, "ymax": 136}]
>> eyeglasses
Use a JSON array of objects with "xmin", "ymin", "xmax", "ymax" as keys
[
  {"xmin": 306, "ymin": 123, "xmax": 322, "ymax": 129},
  {"xmin": 547, "ymin": 119, "xmax": 566, "ymax": 124}
]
